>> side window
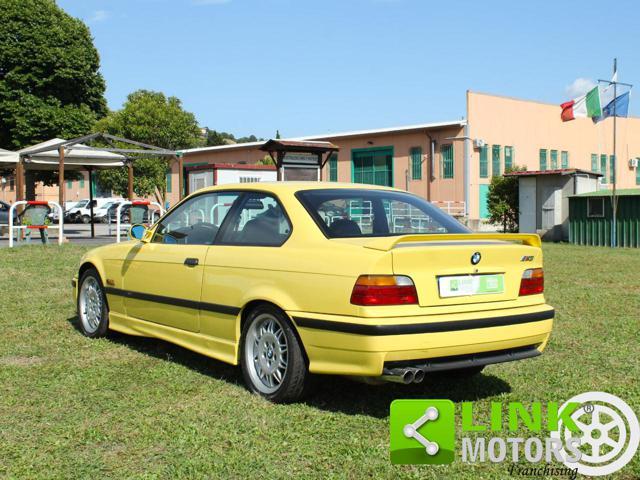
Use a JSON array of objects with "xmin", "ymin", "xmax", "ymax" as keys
[
  {"xmin": 218, "ymin": 193, "xmax": 291, "ymax": 246},
  {"xmin": 152, "ymin": 192, "xmax": 240, "ymax": 245}
]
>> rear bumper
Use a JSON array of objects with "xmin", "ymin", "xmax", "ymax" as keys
[{"xmin": 289, "ymin": 304, "xmax": 554, "ymax": 376}]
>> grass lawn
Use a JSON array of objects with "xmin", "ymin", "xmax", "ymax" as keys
[{"xmin": 0, "ymin": 243, "xmax": 639, "ymax": 479}]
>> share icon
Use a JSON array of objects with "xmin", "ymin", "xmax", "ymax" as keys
[{"xmin": 402, "ymin": 406, "xmax": 440, "ymax": 455}]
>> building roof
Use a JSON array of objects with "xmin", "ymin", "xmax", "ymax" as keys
[
  {"xmin": 260, "ymin": 139, "xmax": 339, "ymax": 154},
  {"xmin": 504, "ymin": 168, "xmax": 602, "ymax": 177},
  {"xmin": 571, "ymin": 188, "xmax": 640, "ymax": 197},
  {"xmin": 179, "ymin": 119, "xmax": 465, "ymax": 155}
]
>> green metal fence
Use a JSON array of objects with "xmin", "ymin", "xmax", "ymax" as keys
[{"xmin": 569, "ymin": 191, "xmax": 640, "ymax": 248}]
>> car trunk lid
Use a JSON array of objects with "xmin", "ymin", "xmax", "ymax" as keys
[{"xmin": 365, "ymin": 233, "xmax": 542, "ymax": 307}]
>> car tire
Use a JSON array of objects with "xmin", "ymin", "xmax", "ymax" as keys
[
  {"xmin": 81, "ymin": 215, "xmax": 90, "ymax": 224},
  {"xmin": 76, "ymin": 268, "xmax": 109, "ymax": 338},
  {"xmin": 240, "ymin": 304, "xmax": 308, "ymax": 403}
]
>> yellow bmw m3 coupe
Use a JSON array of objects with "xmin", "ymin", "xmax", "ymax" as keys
[{"xmin": 73, "ymin": 182, "xmax": 553, "ymax": 402}]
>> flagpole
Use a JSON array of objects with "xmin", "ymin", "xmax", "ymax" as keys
[{"xmin": 612, "ymin": 58, "xmax": 618, "ymax": 247}]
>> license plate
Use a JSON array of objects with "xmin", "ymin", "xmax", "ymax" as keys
[{"xmin": 438, "ymin": 274, "xmax": 504, "ymax": 298}]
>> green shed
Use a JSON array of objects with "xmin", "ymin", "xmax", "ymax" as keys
[{"xmin": 568, "ymin": 189, "xmax": 640, "ymax": 247}]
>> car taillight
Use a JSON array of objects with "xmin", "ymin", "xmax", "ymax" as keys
[
  {"xmin": 519, "ymin": 268, "xmax": 544, "ymax": 296},
  {"xmin": 350, "ymin": 275, "xmax": 418, "ymax": 306}
]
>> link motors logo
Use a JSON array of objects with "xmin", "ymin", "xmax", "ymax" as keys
[{"xmin": 390, "ymin": 392, "xmax": 639, "ymax": 476}]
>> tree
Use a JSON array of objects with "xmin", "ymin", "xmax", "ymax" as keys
[
  {"xmin": 275, "ymin": 130, "xmax": 281, "ymax": 139},
  {"xmin": 96, "ymin": 90, "xmax": 201, "ymax": 200},
  {"xmin": 487, "ymin": 165, "xmax": 526, "ymax": 233},
  {"xmin": 0, "ymin": 0, "xmax": 108, "ymax": 195},
  {"xmin": 205, "ymin": 129, "xmax": 262, "ymax": 146},
  {"xmin": 257, "ymin": 154, "xmax": 274, "ymax": 166}
]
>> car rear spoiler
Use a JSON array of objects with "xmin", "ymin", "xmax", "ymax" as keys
[{"xmin": 364, "ymin": 233, "xmax": 542, "ymax": 251}]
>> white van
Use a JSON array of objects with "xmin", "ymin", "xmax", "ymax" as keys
[{"xmin": 66, "ymin": 198, "xmax": 124, "ymax": 224}]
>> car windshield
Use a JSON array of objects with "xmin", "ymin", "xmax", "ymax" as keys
[
  {"xmin": 296, "ymin": 188, "xmax": 469, "ymax": 238},
  {"xmin": 75, "ymin": 200, "xmax": 88, "ymax": 208}
]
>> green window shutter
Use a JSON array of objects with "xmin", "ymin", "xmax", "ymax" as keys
[
  {"xmin": 636, "ymin": 162, "xmax": 640, "ymax": 185},
  {"xmin": 441, "ymin": 144, "xmax": 454, "ymax": 179},
  {"xmin": 561, "ymin": 151, "xmax": 569, "ymax": 169},
  {"xmin": 539, "ymin": 149, "xmax": 547, "ymax": 170},
  {"xmin": 591, "ymin": 154, "xmax": 598, "ymax": 172},
  {"xmin": 66, "ymin": 179, "xmax": 72, "ymax": 189},
  {"xmin": 410, "ymin": 147, "xmax": 422, "ymax": 180},
  {"xmin": 166, "ymin": 170, "xmax": 172, "ymax": 192},
  {"xmin": 600, "ymin": 154, "xmax": 608, "ymax": 183},
  {"xmin": 479, "ymin": 145, "xmax": 488, "ymax": 178},
  {"xmin": 610, "ymin": 155, "xmax": 615, "ymax": 184},
  {"xmin": 329, "ymin": 153, "xmax": 338, "ymax": 182},
  {"xmin": 550, "ymin": 150, "xmax": 558, "ymax": 169},
  {"xmin": 504, "ymin": 146, "xmax": 513, "ymax": 172},
  {"xmin": 352, "ymin": 147, "xmax": 393, "ymax": 187},
  {"xmin": 491, "ymin": 145, "xmax": 501, "ymax": 176}
]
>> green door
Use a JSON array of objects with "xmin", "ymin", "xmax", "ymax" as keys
[
  {"xmin": 352, "ymin": 147, "xmax": 393, "ymax": 187},
  {"xmin": 479, "ymin": 184, "xmax": 490, "ymax": 219}
]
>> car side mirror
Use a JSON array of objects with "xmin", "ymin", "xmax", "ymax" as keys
[{"xmin": 129, "ymin": 224, "xmax": 148, "ymax": 242}]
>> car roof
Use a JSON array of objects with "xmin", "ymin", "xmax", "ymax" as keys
[{"xmin": 194, "ymin": 181, "xmax": 399, "ymax": 195}]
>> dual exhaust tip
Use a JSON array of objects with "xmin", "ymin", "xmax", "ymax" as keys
[{"xmin": 382, "ymin": 367, "xmax": 425, "ymax": 384}]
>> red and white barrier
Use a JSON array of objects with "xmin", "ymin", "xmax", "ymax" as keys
[
  {"xmin": 8, "ymin": 200, "xmax": 63, "ymax": 248},
  {"xmin": 115, "ymin": 200, "xmax": 164, "ymax": 242}
]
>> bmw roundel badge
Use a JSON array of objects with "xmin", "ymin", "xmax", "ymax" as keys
[{"xmin": 471, "ymin": 252, "xmax": 481, "ymax": 265}]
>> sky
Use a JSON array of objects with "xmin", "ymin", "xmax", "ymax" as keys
[{"xmin": 58, "ymin": 0, "xmax": 640, "ymax": 139}]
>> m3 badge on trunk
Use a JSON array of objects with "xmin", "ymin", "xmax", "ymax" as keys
[{"xmin": 470, "ymin": 252, "xmax": 481, "ymax": 265}]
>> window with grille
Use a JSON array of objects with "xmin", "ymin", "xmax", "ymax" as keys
[
  {"xmin": 539, "ymin": 149, "xmax": 548, "ymax": 170},
  {"xmin": 591, "ymin": 153, "xmax": 598, "ymax": 172},
  {"xmin": 561, "ymin": 151, "xmax": 569, "ymax": 169},
  {"xmin": 504, "ymin": 146, "xmax": 513, "ymax": 172},
  {"xmin": 550, "ymin": 150, "xmax": 558, "ymax": 169},
  {"xmin": 441, "ymin": 144, "xmax": 454, "ymax": 179},
  {"xmin": 479, "ymin": 145, "xmax": 489, "ymax": 178},
  {"xmin": 410, "ymin": 147, "xmax": 422, "ymax": 180},
  {"xmin": 492, "ymin": 145, "xmax": 501, "ymax": 176},
  {"xmin": 328, "ymin": 153, "xmax": 338, "ymax": 182},
  {"xmin": 352, "ymin": 147, "xmax": 393, "ymax": 187},
  {"xmin": 600, "ymin": 154, "xmax": 608, "ymax": 183},
  {"xmin": 610, "ymin": 155, "xmax": 615, "ymax": 184}
]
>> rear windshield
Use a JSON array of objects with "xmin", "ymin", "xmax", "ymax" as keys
[{"xmin": 296, "ymin": 188, "xmax": 469, "ymax": 238}]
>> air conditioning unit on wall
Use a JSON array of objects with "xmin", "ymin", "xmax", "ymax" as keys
[
  {"xmin": 629, "ymin": 158, "xmax": 639, "ymax": 168},
  {"xmin": 473, "ymin": 138, "xmax": 485, "ymax": 149}
]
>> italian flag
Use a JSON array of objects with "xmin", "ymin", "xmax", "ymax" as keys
[{"xmin": 560, "ymin": 86, "xmax": 601, "ymax": 122}]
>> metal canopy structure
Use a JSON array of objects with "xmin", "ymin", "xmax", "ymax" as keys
[
  {"xmin": 259, "ymin": 139, "xmax": 339, "ymax": 181},
  {"xmin": 3, "ymin": 133, "xmax": 179, "ymax": 239}
]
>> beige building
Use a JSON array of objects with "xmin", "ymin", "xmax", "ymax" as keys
[{"xmin": 167, "ymin": 91, "xmax": 640, "ymax": 228}]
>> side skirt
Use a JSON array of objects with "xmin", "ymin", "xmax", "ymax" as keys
[{"xmin": 108, "ymin": 312, "xmax": 239, "ymax": 366}]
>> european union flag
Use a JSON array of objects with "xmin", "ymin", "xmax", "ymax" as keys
[{"xmin": 593, "ymin": 91, "xmax": 630, "ymax": 123}]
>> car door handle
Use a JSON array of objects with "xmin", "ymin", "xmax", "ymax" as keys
[{"xmin": 184, "ymin": 258, "xmax": 199, "ymax": 267}]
